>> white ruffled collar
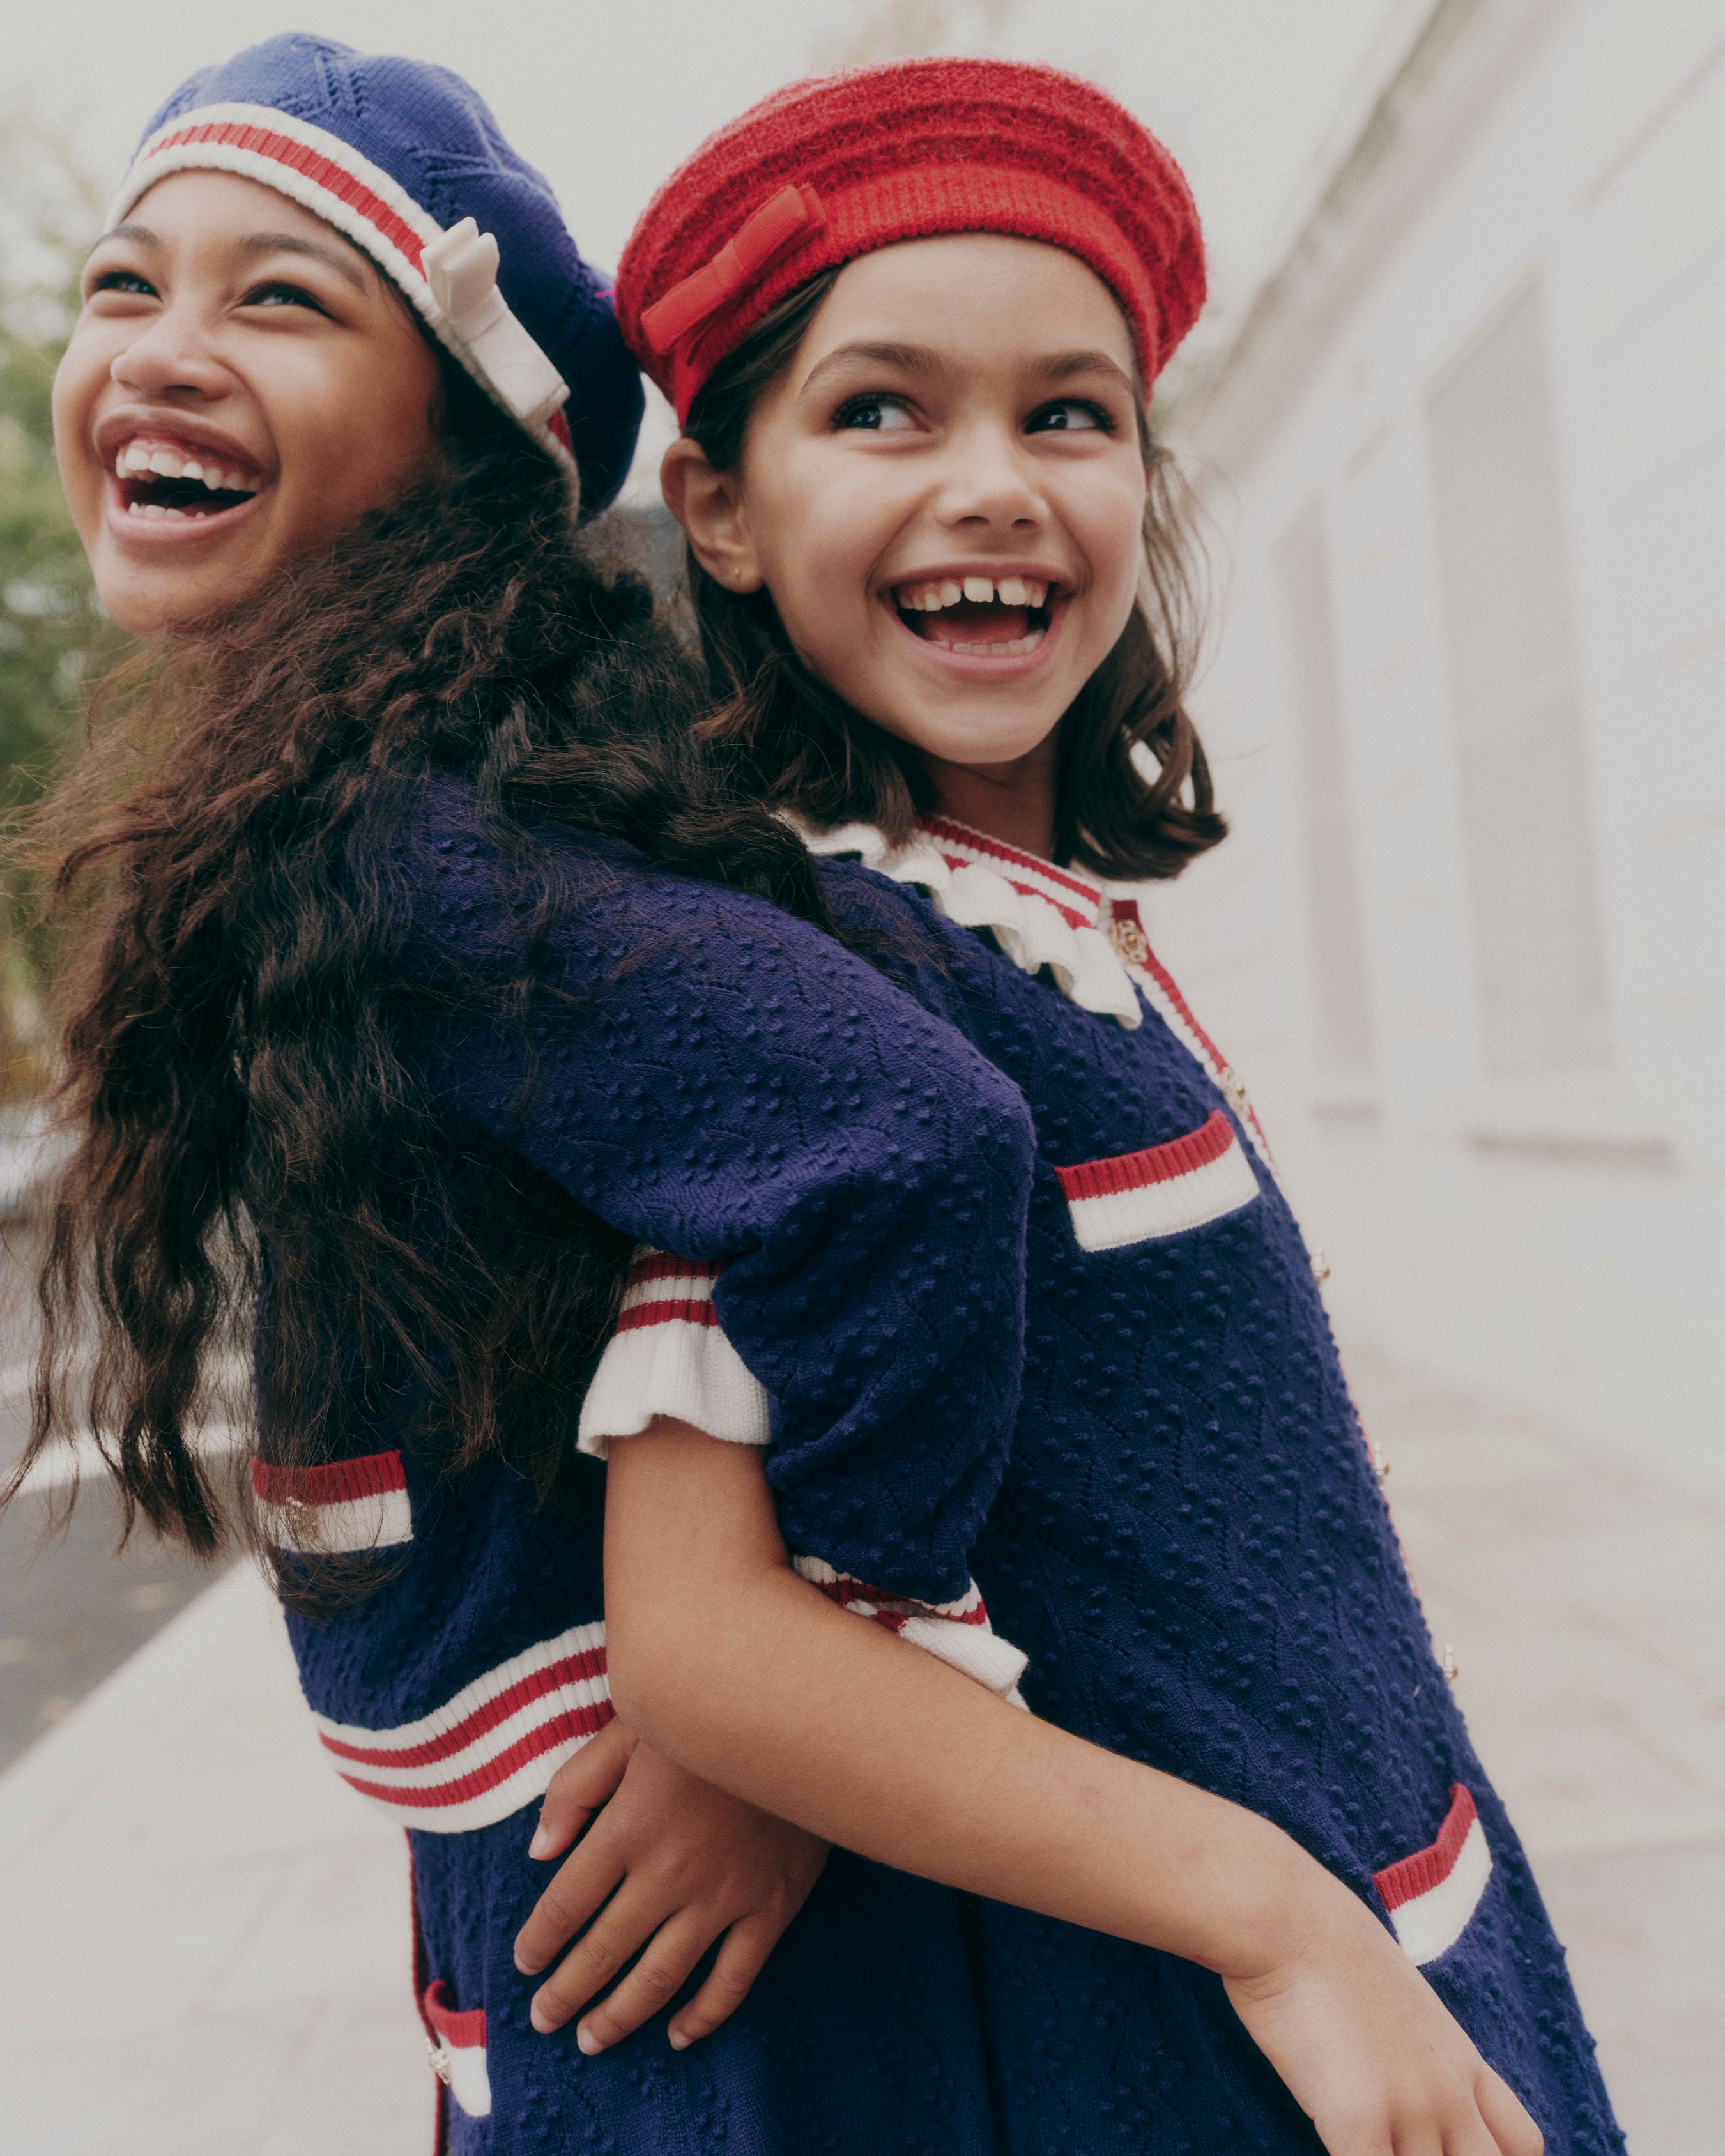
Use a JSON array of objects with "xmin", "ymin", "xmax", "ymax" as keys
[{"xmin": 797, "ymin": 813, "xmax": 1157, "ymax": 1030}]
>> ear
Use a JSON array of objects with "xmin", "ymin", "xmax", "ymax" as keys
[{"xmin": 660, "ymin": 437, "xmax": 765, "ymax": 595}]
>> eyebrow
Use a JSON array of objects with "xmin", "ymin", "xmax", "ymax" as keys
[
  {"xmin": 800, "ymin": 340, "xmax": 1137, "ymax": 396},
  {"xmin": 95, "ymin": 221, "xmax": 371, "ymax": 294},
  {"xmin": 234, "ymin": 231, "xmax": 372, "ymax": 293},
  {"xmin": 1028, "ymin": 349, "xmax": 1138, "ymax": 392},
  {"xmin": 801, "ymin": 340, "xmax": 953, "ymax": 394}
]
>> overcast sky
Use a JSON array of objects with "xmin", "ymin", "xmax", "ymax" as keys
[{"xmin": 3, "ymin": 0, "xmax": 1409, "ymax": 489}]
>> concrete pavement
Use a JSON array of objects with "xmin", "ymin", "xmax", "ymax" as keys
[
  {"xmin": 0, "ymin": 1561, "xmax": 427, "ymax": 2155},
  {"xmin": 0, "ymin": 1343, "xmax": 1720, "ymax": 2153}
]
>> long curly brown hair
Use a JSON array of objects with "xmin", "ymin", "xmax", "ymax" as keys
[
  {"xmin": 678, "ymin": 270, "xmax": 1228, "ymax": 880},
  {"xmin": 10, "ymin": 362, "xmax": 838, "ymax": 1594}
]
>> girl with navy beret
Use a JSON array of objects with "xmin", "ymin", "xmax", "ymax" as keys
[
  {"xmin": 10, "ymin": 26, "xmax": 949, "ymax": 2133},
  {"xmin": 505, "ymin": 56, "xmax": 1616, "ymax": 2156}
]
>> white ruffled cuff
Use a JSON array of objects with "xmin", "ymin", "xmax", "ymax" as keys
[{"xmin": 578, "ymin": 1253, "xmax": 770, "ymax": 1459}]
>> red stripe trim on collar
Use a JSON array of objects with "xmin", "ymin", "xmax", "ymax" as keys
[{"xmin": 916, "ymin": 814, "xmax": 1104, "ymax": 912}]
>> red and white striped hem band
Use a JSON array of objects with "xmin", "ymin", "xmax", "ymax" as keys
[
  {"xmin": 312, "ymin": 1622, "xmax": 611, "ymax": 1832},
  {"xmin": 1373, "ymin": 1784, "xmax": 1492, "ymax": 1965},
  {"xmin": 1054, "ymin": 1110, "xmax": 1260, "ymax": 1251},
  {"xmin": 793, "ymin": 1555, "xmax": 1029, "ymax": 1704},
  {"xmin": 109, "ymin": 103, "xmax": 574, "ymax": 473},
  {"xmin": 579, "ymin": 1249, "xmax": 770, "ymax": 1457},
  {"xmin": 251, "ymin": 1449, "xmax": 413, "ymax": 1554}
]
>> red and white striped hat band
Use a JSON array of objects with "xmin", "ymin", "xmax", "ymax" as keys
[
  {"xmin": 1055, "ymin": 1110, "xmax": 1261, "ymax": 1252},
  {"xmin": 109, "ymin": 103, "xmax": 575, "ymax": 474},
  {"xmin": 312, "ymin": 1621, "xmax": 612, "ymax": 1832},
  {"xmin": 1373, "ymin": 1784, "xmax": 1493, "ymax": 1966}
]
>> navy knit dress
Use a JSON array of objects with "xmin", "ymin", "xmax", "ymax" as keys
[{"xmin": 258, "ymin": 777, "xmax": 1621, "ymax": 2155}]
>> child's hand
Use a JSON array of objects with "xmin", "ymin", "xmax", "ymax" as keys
[
  {"xmin": 1223, "ymin": 1886, "xmax": 1544, "ymax": 2155},
  {"xmin": 512, "ymin": 1717, "xmax": 829, "ymax": 2054}
]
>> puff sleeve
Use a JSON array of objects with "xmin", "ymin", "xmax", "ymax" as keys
[{"xmin": 388, "ymin": 784, "xmax": 1034, "ymax": 1695}]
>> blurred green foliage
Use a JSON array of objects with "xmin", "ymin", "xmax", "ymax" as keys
[{"xmin": 0, "ymin": 111, "xmax": 103, "ymax": 1099}]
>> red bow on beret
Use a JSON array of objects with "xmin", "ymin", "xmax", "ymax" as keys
[{"xmin": 641, "ymin": 183, "xmax": 826, "ymax": 356}]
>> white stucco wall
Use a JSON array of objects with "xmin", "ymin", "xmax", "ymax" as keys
[{"xmin": 1160, "ymin": 0, "xmax": 1725, "ymax": 1476}]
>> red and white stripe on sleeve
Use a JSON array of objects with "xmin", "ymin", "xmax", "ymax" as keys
[
  {"xmin": 581, "ymin": 1251, "xmax": 1031, "ymax": 1704},
  {"xmin": 793, "ymin": 1555, "xmax": 1029, "ymax": 1706},
  {"xmin": 578, "ymin": 1248, "xmax": 770, "ymax": 1459}
]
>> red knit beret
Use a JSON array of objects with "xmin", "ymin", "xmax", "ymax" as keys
[{"xmin": 614, "ymin": 57, "xmax": 1206, "ymax": 425}]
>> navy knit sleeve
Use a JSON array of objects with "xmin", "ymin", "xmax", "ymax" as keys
[{"xmin": 387, "ymin": 781, "xmax": 1034, "ymax": 1630}]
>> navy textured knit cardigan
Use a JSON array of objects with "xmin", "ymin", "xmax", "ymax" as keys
[{"xmin": 257, "ymin": 777, "xmax": 1620, "ymax": 2156}]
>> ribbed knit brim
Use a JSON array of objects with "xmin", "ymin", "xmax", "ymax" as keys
[{"xmin": 115, "ymin": 34, "xmax": 643, "ymax": 512}]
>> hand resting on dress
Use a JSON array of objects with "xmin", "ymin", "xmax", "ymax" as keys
[
  {"xmin": 514, "ymin": 1715, "xmax": 829, "ymax": 2054},
  {"xmin": 595, "ymin": 1418, "xmax": 1542, "ymax": 2156}
]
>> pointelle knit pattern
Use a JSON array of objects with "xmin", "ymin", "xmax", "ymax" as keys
[{"xmin": 256, "ymin": 779, "xmax": 1620, "ymax": 2154}]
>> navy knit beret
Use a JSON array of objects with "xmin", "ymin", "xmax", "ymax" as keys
[{"xmin": 111, "ymin": 33, "xmax": 643, "ymax": 514}]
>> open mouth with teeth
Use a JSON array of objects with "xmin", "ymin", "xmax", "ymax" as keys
[
  {"xmin": 113, "ymin": 438, "xmax": 261, "ymax": 521},
  {"xmin": 892, "ymin": 574, "xmax": 1057, "ymax": 657}
]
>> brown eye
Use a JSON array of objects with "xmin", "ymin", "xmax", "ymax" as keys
[
  {"xmin": 243, "ymin": 282, "xmax": 327, "ymax": 312},
  {"xmin": 1026, "ymin": 399, "xmax": 1112, "ymax": 434},
  {"xmin": 89, "ymin": 270, "xmax": 157, "ymax": 298},
  {"xmin": 832, "ymin": 394, "xmax": 917, "ymax": 433}
]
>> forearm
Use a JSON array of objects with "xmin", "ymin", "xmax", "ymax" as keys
[{"xmin": 605, "ymin": 1423, "xmax": 1352, "ymax": 1980}]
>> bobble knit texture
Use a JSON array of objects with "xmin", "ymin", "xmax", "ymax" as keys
[
  {"xmin": 613, "ymin": 57, "xmax": 1208, "ymax": 422},
  {"xmin": 271, "ymin": 780, "xmax": 1620, "ymax": 2154}
]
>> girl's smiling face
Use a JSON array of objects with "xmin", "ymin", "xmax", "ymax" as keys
[
  {"xmin": 665, "ymin": 234, "xmax": 1149, "ymax": 788},
  {"xmin": 54, "ymin": 169, "xmax": 443, "ymax": 633}
]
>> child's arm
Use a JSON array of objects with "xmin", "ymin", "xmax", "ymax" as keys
[
  {"xmin": 519, "ymin": 1423, "xmax": 1542, "ymax": 2156},
  {"xmin": 518, "ymin": 1717, "xmax": 827, "ymax": 2052}
]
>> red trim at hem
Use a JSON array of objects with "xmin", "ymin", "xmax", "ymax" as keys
[
  {"xmin": 335, "ymin": 1701, "xmax": 615, "ymax": 1808},
  {"xmin": 317, "ymin": 1645, "xmax": 608, "ymax": 1769}
]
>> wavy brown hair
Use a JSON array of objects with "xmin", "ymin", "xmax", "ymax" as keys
[
  {"xmin": 679, "ymin": 269, "xmax": 1227, "ymax": 879},
  {"xmin": 10, "ymin": 360, "xmax": 839, "ymax": 1596}
]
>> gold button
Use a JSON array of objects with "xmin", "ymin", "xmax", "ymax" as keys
[
  {"xmin": 1310, "ymin": 1247, "xmax": 1331, "ymax": 1283},
  {"xmin": 427, "ymin": 2040, "xmax": 453, "ymax": 2085},
  {"xmin": 1368, "ymin": 1440, "xmax": 1390, "ymax": 1485},
  {"xmin": 1440, "ymin": 1643, "xmax": 1460, "ymax": 1686},
  {"xmin": 1107, "ymin": 915, "xmax": 1149, "ymax": 967}
]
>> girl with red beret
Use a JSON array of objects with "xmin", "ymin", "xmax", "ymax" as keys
[{"xmin": 509, "ymin": 56, "xmax": 1622, "ymax": 2156}]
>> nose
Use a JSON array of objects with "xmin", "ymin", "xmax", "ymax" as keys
[
  {"xmin": 931, "ymin": 418, "xmax": 1043, "ymax": 534},
  {"xmin": 109, "ymin": 296, "xmax": 231, "ymax": 403}
]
